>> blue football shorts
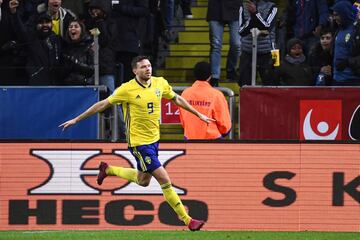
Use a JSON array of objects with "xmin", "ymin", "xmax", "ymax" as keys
[{"xmin": 129, "ymin": 141, "xmax": 161, "ymax": 173}]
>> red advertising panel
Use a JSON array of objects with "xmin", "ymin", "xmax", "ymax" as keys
[
  {"xmin": 161, "ymin": 99, "xmax": 180, "ymax": 124},
  {"xmin": 0, "ymin": 142, "xmax": 359, "ymax": 231},
  {"xmin": 240, "ymin": 87, "xmax": 360, "ymax": 140}
]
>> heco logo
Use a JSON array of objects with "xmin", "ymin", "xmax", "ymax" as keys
[
  {"xmin": 300, "ymin": 100, "xmax": 342, "ymax": 140},
  {"xmin": 9, "ymin": 149, "xmax": 209, "ymax": 226},
  {"xmin": 29, "ymin": 149, "xmax": 186, "ymax": 195}
]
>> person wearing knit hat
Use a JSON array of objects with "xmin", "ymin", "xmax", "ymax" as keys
[
  {"xmin": 179, "ymin": 61, "xmax": 232, "ymax": 140},
  {"xmin": 286, "ymin": 38, "xmax": 304, "ymax": 54},
  {"xmin": 275, "ymin": 38, "xmax": 314, "ymax": 86}
]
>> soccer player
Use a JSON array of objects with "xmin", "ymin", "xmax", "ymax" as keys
[{"xmin": 59, "ymin": 56, "xmax": 214, "ymax": 231}]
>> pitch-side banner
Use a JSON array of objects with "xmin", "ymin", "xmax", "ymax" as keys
[
  {"xmin": 239, "ymin": 87, "xmax": 360, "ymax": 140},
  {"xmin": 0, "ymin": 87, "xmax": 99, "ymax": 139},
  {"xmin": 0, "ymin": 142, "xmax": 359, "ymax": 231}
]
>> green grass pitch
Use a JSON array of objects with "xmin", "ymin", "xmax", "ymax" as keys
[{"xmin": 0, "ymin": 230, "xmax": 358, "ymax": 240}]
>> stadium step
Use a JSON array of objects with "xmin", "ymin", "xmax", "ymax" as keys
[
  {"xmin": 178, "ymin": 31, "xmax": 229, "ymax": 43},
  {"xmin": 159, "ymin": 0, "xmax": 232, "ymax": 82},
  {"xmin": 165, "ymin": 56, "xmax": 227, "ymax": 69},
  {"xmin": 170, "ymin": 44, "xmax": 229, "ymax": 52},
  {"xmin": 157, "ymin": 0, "xmax": 240, "ymax": 139},
  {"xmin": 192, "ymin": 6, "xmax": 207, "ymax": 19},
  {"xmin": 156, "ymin": 69, "xmax": 226, "ymax": 82}
]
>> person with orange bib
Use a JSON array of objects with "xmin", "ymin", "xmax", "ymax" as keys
[{"xmin": 180, "ymin": 61, "xmax": 232, "ymax": 139}]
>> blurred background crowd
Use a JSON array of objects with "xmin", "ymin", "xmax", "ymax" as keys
[{"xmin": 1, "ymin": 0, "xmax": 360, "ymax": 89}]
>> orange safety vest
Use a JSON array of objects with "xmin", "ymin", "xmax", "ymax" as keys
[{"xmin": 179, "ymin": 80, "xmax": 231, "ymax": 139}]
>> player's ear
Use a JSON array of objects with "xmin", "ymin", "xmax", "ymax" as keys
[{"xmin": 132, "ymin": 68, "xmax": 137, "ymax": 75}]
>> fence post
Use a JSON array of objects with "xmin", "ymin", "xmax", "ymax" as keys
[
  {"xmin": 89, "ymin": 28, "xmax": 103, "ymax": 138},
  {"xmin": 250, "ymin": 28, "xmax": 260, "ymax": 86},
  {"xmin": 90, "ymin": 28, "xmax": 100, "ymax": 86}
]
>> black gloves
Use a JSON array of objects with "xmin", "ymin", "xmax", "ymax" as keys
[{"xmin": 335, "ymin": 59, "xmax": 349, "ymax": 71}]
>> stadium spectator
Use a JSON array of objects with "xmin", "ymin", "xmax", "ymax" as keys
[
  {"xmin": 179, "ymin": 61, "xmax": 231, "ymax": 139},
  {"xmin": 4, "ymin": 0, "xmax": 46, "ymax": 27},
  {"xmin": 308, "ymin": 27, "xmax": 333, "ymax": 86},
  {"xmin": 62, "ymin": 0, "xmax": 84, "ymax": 19},
  {"xmin": 110, "ymin": 0, "xmax": 150, "ymax": 85},
  {"xmin": 275, "ymin": 38, "xmax": 313, "ymax": 86},
  {"xmin": 35, "ymin": 0, "xmax": 76, "ymax": 37},
  {"xmin": 238, "ymin": 0, "xmax": 278, "ymax": 87},
  {"xmin": 284, "ymin": 0, "xmax": 329, "ymax": 56},
  {"xmin": 348, "ymin": 0, "xmax": 360, "ymax": 77},
  {"xmin": 60, "ymin": 19, "xmax": 94, "ymax": 85},
  {"xmin": 162, "ymin": 0, "xmax": 174, "ymax": 35},
  {"xmin": 59, "ymin": 56, "xmax": 213, "ymax": 231},
  {"xmin": 180, "ymin": 0, "xmax": 192, "ymax": 19},
  {"xmin": 331, "ymin": 0, "xmax": 360, "ymax": 86},
  {"xmin": 161, "ymin": 0, "xmax": 192, "ymax": 31},
  {"xmin": 207, "ymin": 0, "xmax": 241, "ymax": 86},
  {"xmin": 9, "ymin": 0, "xmax": 61, "ymax": 85},
  {"xmin": 86, "ymin": 0, "xmax": 116, "ymax": 91},
  {"xmin": 86, "ymin": 0, "xmax": 127, "ymax": 140},
  {"xmin": 139, "ymin": 0, "xmax": 167, "ymax": 73},
  {"xmin": 0, "ymin": 0, "xmax": 28, "ymax": 85}
]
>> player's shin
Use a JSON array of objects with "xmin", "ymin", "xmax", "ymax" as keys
[{"xmin": 161, "ymin": 182, "xmax": 191, "ymax": 225}]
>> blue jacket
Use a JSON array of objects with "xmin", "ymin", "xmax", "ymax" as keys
[
  {"xmin": 332, "ymin": 0, "xmax": 360, "ymax": 82},
  {"xmin": 287, "ymin": 0, "xmax": 329, "ymax": 39}
]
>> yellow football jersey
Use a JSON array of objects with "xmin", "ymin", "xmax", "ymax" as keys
[
  {"xmin": 107, "ymin": 77, "xmax": 176, "ymax": 147},
  {"xmin": 52, "ymin": 19, "xmax": 60, "ymax": 36}
]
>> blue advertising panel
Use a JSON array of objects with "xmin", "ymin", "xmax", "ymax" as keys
[{"xmin": 0, "ymin": 87, "xmax": 100, "ymax": 139}]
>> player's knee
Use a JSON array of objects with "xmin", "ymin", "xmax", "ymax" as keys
[{"xmin": 138, "ymin": 179, "xmax": 150, "ymax": 187}]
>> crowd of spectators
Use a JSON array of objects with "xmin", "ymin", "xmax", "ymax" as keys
[
  {"xmin": 2, "ymin": 0, "xmax": 360, "ymax": 88},
  {"xmin": 0, "ymin": 0, "xmax": 191, "ymax": 87},
  {"xmin": 243, "ymin": 0, "xmax": 360, "ymax": 87}
]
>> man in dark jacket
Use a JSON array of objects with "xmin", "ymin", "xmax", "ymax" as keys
[
  {"xmin": 110, "ymin": 0, "xmax": 150, "ymax": 85},
  {"xmin": 0, "ymin": 0, "xmax": 28, "ymax": 85},
  {"xmin": 9, "ymin": 0, "xmax": 61, "ymax": 85},
  {"xmin": 207, "ymin": 0, "xmax": 241, "ymax": 86},
  {"xmin": 86, "ymin": 0, "xmax": 116, "ymax": 92},
  {"xmin": 238, "ymin": 0, "xmax": 278, "ymax": 86},
  {"xmin": 331, "ymin": 0, "xmax": 360, "ymax": 86},
  {"xmin": 285, "ymin": 0, "xmax": 329, "ymax": 55}
]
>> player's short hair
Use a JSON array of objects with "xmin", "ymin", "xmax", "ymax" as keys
[
  {"xmin": 131, "ymin": 56, "xmax": 151, "ymax": 69},
  {"xmin": 193, "ymin": 61, "xmax": 211, "ymax": 81}
]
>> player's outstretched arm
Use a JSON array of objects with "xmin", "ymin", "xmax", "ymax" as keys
[
  {"xmin": 172, "ymin": 94, "xmax": 216, "ymax": 124},
  {"xmin": 59, "ymin": 99, "xmax": 112, "ymax": 131}
]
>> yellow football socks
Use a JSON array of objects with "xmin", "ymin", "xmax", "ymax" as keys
[
  {"xmin": 106, "ymin": 166, "xmax": 139, "ymax": 184},
  {"xmin": 161, "ymin": 182, "xmax": 191, "ymax": 226}
]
